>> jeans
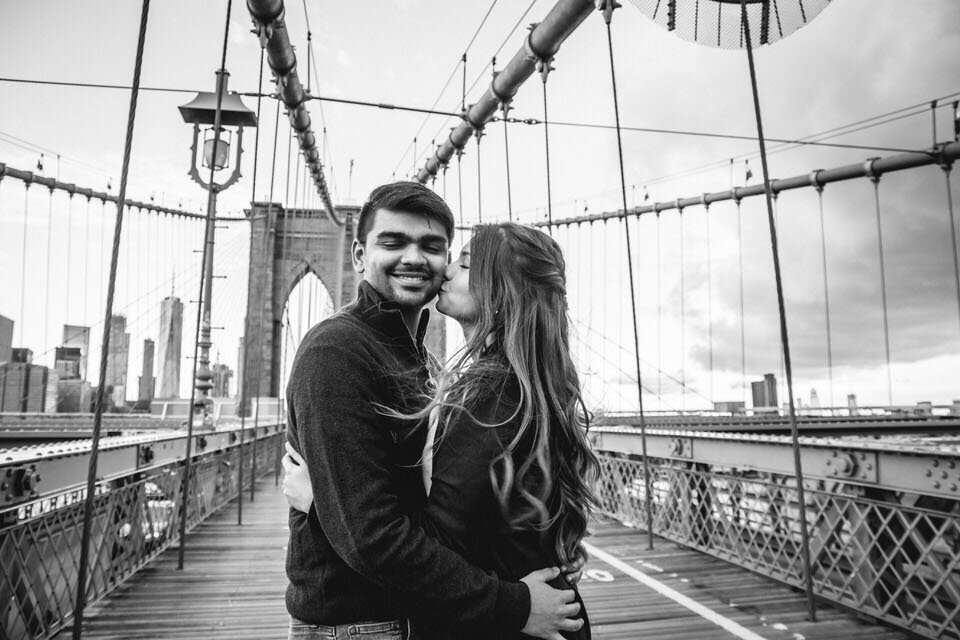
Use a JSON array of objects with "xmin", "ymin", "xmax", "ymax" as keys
[{"xmin": 288, "ymin": 617, "xmax": 413, "ymax": 640}]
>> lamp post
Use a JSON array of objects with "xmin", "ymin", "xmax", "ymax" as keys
[{"xmin": 178, "ymin": 71, "xmax": 257, "ymax": 429}]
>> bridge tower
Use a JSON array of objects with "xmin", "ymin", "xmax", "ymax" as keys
[{"xmin": 240, "ymin": 201, "xmax": 445, "ymax": 415}]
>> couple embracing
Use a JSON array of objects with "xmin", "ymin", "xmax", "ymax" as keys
[{"xmin": 281, "ymin": 181, "xmax": 598, "ymax": 640}]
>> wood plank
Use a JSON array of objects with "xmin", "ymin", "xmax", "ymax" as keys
[{"xmin": 60, "ymin": 478, "xmax": 911, "ymax": 640}]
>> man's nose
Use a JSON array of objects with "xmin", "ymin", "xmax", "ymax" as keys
[{"xmin": 400, "ymin": 244, "xmax": 426, "ymax": 265}]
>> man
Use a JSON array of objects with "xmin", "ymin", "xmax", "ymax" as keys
[{"xmin": 285, "ymin": 182, "xmax": 582, "ymax": 639}]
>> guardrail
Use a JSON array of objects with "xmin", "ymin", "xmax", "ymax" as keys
[
  {"xmin": 0, "ymin": 424, "xmax": 285, "ymax": 640},
  {"xmin": 593, "ymin": 427, "xmax": 960, "ymax": 640}
]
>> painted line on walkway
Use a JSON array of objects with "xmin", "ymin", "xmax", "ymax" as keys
[{"xmin": 582, "ymin": 541, "xmax": 770, "ymax": 640}]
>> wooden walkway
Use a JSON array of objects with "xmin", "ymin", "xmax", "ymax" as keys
[{"xmin": 62, "ymin": 477, "xmax": 907, "ymax": 640}]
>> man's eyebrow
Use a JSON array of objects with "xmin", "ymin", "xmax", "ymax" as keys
[
  {"xmin": 374, "ymin": 230, "xmax": 412, "ymax": 242},
  {"xmin": 374, "ymin": 230, "xmax": 448, "ymax": 244}
]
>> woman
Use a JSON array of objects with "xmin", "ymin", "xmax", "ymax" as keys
[{"xmin": 284, "ymin": 222, "xmax": 598, "ymax": 639}]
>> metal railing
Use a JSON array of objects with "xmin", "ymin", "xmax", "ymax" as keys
[
  {"xmin": 594, "ymin": 429, "xmax": 960, "ymax": 639},
  {"xmin": 0, "ymin": 425, "xmax": 284, "ymax": 640}
]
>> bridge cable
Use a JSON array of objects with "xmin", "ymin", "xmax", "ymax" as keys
[
  {"xmin": 866, "ymin": 169, "xmax": 893, "ymax": 406},
  {"xmin": 773, "ymin": 193, "xmax": 786, "ymax": 406},
  {"xmin": 705, "ymin": 201, "xmax": 714, "ymax": 403},
  {"xmin": 812, "ymin": 177, "xmax": 835, "ymax": 408},
  {"xmin": 679, "ymin": 206, "xmax": 686, "ymax": 411},
  {"xmin": 739, "ymin": 0, "xmax": 816, "ymax": 620},
  {"xmin": 251, "ymin": 100, "xmax": 284, "ymax": 502},
  {"xmin": 941, "ymin": 158, "xmax": 960, "ymax": 343},
  {"xmin": 735, "ymin": 196, "xmax": 746, "ymax": 405},
  {"xmin": 494, "ymin": 56, "xmax": 514, "ymax": 222},
  {"xmin": 179, "ymin": 0, "xmax": 234, "ymax": 571},
  {"xmin": 476, "ymin": 128, "xmax": 483, "ymax": 223},
  {"xmin": 456, "ymin": 149, "xmax": 465, "ymax": 227},
  {"xmin": 43, "ymin": 185, "xmax": 54, "ymax": 361},
  {"xmin": 65, "ymin": 193, "xmax": 74, "ymax": 324},
  {"xmin": 83, "ymin": 195, "xmax": 91, "ymax": 325},
  {"xmin": 73, "ymin": 1, "xmax": 151, "ymax": 636},
  {"xmin": 540, "ymin": 69, "xmax": 554, "ymax": 233},
  {"xmin": 656, "ymin": 212, "xmax": 662, "ymax": 408},
  {"xmin": 238, "ymin": 46, "xmax": 266, "ymax": 525},
  {"xmin": 600, "ymin": 1, "xmax": 654, "ymax": 550},
  {"xmin": 18, "ymin": 186, "xmax": 29, "ymax": 347}
]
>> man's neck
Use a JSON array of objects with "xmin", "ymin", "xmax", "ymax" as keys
[{"xmin": 400, "ymin": 307, "xmax": 422, "ymax": 341}]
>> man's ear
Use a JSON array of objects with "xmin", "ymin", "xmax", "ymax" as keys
[{"xmin": 351, "ymin": 238, "xmax": 365, "ymax": 273}]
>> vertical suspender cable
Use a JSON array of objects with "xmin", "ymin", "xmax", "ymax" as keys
[
  {"xmin": 601, "ymin": 2, "xmax": 653, "ymax": 550},
  {"xmin": 541, "ymin": 75, "xmax": 554, "ymax": 233},
  {"xmin": 66, "ymin": 195, "xmax": 74, "ymax": 323},
  {"xmin": 502, "ymin": 107, "xmax": 514, "ymax": 221},
  {"xmin": 252, "ymin": 103, "xmax": 284, "ymax": 502},
  {"xmin": 476, "ymin": 130, "xmax": 483, "ymax": 222},
  {"xmin": 940, "ymin": 159, "xmax": 960, "ymax": 344},
  {"xmin": 44, "ymin": 186, "xmax": 54, "ymax": 360},
  {"xmin": 19, "ymin": 186, "xmax": 29, "ymax": 347},
  {"xmin": 736, "ymin": 197, "xmax": 746, "ymax": 404},
  {"xmin": 238, "ymin": 47, "xmax": 265, "ymax": 525},
  {"xmin": 868, "ymin": 170, "xmax": 893, "ymax": 406},
  {"xmin": 679, "ymin": 207, "xmax": 686, "ymax": 411},
  {"xmin": 740, "ymin": 0, "xmax": 815, "ymax": 620},
  {"xmin": 705, "ymin": 201, "xmax": 714, "ymax": 403},
  {"xmin": 656, "ymin": 211, "xmax": 662, "ymax": 408},
  {"xmin": 72, "ymin": 2, "xmax": 150, "ymax": 637},
  {"xmin": 813, "ymin": 177, "xmax": 835, "ymax": 408},
  {"xmin": 179, "ymin": 0, "xmax": 234, "ymax": 570},
  {"xmin": 83, "ymin": 196, "xmax": 91, "ymax": 326},
  {"xmin": 457, "ymin": 150, "xmax": 464, "ymax": 227}
]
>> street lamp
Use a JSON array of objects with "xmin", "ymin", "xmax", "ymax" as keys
[{"xmin": 178, "ymin": 70, "xmax": 256, "ymax": 428}]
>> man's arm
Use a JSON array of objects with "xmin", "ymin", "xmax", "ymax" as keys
[{"xmin": 290, "ymin": 339, "xmax": 528, "ymax": 628}]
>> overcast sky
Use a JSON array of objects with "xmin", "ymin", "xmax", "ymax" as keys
[{"xmin": 1, "ymin": 0, "xmax": 958, "ymax": 409}]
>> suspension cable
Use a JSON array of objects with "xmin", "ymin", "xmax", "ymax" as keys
[
  {"xmin": 73, "ymin": 2, "xmax": 151, "ymax": 637},
  {"xmin": 476, "ymin": 129, "xmax": 483, "ymax": 223},
  {"xmin": 238, "ymin": 46, "xmax": 266, "ymax": 526},
  {"xmin": 735, "ymin": 196, "xmax": 746, "ymax": 405},
  {"xmin": 741, "ymin": 0, "xmax": 815, "ymax": 620},
  {"xmin": 83, "ymin": 196, "xmax": 91, "ymax": 325},
  {"xmin": 813, "ymin": 177, "xmax": 835, "ymax": 408},
  {"xmin": 179, "ymin": 0, "xmax": 234, "ymax": 570},
  {"xmin": 868, "ymin": 168, "xmax": 894, "ymax": 406},
  {"xmin": 18, "ymin": 185, "xmax": 29, "ymax": 347},
  {"xmin": 941, "ymin": 158, "xmax": 960, "ymax": 343},
  {"xmin": 43, "ymin": 185, "xmax": 54, "ymax": 361},
  {"xmin": 541, "ymin": 73, "xmax": 554, "ymax": 233},
  {"xmin": 456, "ymin": 149, "xmax": 464, "ymax": 227},
  {"xmin": 656, "ymin": 211, "xmax": 662, "ymax": 408},
  {"xmin": 705, "ymin": 201, "xmax": 714, "ymax": 402},
  {"xmin": 601, "ymin": 1, "xmax": 653, "ymax": 550},
  {"xmin": 679, "ymin": 206, "xmax": 686, "ymax": 411}
]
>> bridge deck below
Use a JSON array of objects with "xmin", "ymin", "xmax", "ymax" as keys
[{"xmin": 62, "ymin": 477, "xmax": 907, "ymax": 640}]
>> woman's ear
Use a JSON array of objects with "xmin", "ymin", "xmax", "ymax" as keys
[{"xmin": 351, "ymin": 238, "xmax": 365, "ymax": 273}]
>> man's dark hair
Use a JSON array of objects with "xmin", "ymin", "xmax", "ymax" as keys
[{"xmin": 356, "ymin": 181, "xmax": 455, "ymax": 244}]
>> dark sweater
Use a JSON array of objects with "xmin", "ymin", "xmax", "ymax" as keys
[
  {"xmin": 418, "ymin": 366, "xmax": 591, "ymax": 640},
  {"xmin": 285, "ymin": 281, "xmax": 529, "ymax": 629}
]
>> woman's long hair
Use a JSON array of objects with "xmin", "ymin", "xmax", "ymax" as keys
[{"xmin": 417, "ymin": 222, "xmax": 599, "ymax": 566}]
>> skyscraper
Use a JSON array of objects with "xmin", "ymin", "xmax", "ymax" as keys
[
  {"xmin": 62, "ymin": 324, "xmax": 90, "ymax": 380},
  {"xmin": 0, "ymin": 314, "xmax": 13, "ymax": 364},
  {"xmin": 157, "ymin": 296, "xmax": 183, "ymax": 399},
  {"xmin": 105, "ymin": 314, "xmax": 130, "ymax": 408},
  {"xmin": 138, "ymin": 339, "xmax": 155, "ymax": 403},
  {"xmin": 212, "ymin": 362, "xmax": 233, "ymax": 398},
  {"xmin": 751, "ymin": 373, "xmax": 778, "ymax": 409}
]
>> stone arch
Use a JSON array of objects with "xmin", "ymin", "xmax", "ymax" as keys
[{"xmin": 239, "ymin": 201, "xmax": 448, "ymax": 415}]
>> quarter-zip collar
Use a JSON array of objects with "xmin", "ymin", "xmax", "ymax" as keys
[{"xmin": 353, "ymin": 281, "xmax": 430, "ymax": 359}]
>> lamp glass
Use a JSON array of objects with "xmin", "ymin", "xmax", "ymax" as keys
[{"xmin": 202, "ymin": 128, "xmax": 232, "ymax": 171}]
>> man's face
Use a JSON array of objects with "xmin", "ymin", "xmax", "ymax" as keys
[{"xmin": 352, "ymin": 208, "xmax": 449, "ymax": 310}]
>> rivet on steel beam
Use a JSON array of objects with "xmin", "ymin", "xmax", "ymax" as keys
[{"xmin": 934, "ymin": 481, "xmax": 941, "ymax": 489}]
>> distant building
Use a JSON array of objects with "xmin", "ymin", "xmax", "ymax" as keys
[
  {"xmin": 57, "ymin": 378, "xmax": 92, "ymax": 412},
  {"xmin": 0, "ymin": 359, "xmax": 57, "ymax": 412},
  {"xmin": 62, "ymin": 324, "xmax": 91, "ymax": 381},
  {"xmin": 212, "ymin": 362, "xmax": 233, "ymax": 398},
  {"xmin": 157, "ymin": 296, "xmax": 183, "ymax": 399},
  {"xmin": 809, "ymin": 388, "xmax": 820, "ymax": 408},
  {"xmin": 138, "ymin": 339, "xmax": 155, "ymax": 403},
  {"xmin": 751, "ymin": 373, "xmax": 778, "ymax": 409},
  {"xmin": 54, "ymin": 346, "xmax": 83, "ymax": 379},
  {"xmin": 105, "ymin": 314, "xmax": 130, "ymax": 408},
  {"xmin": 713, "ymin": 401, "xmax": 745, "ymax": 413},
  {"xmin": 847, "ymin": 393, "xmax": 858, "ymax": 413},
  {"xmin": 12, "ymin": 348, "xmax": 32, "ymax": 364},
  {"xmin": 0, "ymin": 314, "xmax": 13, "ymax": 363}
]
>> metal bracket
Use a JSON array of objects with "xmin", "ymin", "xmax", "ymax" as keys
[
  {"xmin": 925, "ymin": 457, "xmax": 960, "ymax": 493},
  {"xmin": 824, "ymin": 449, "xmax": 877, "ymax": 483},
  {"xmin": 669, "ymin": 437, "xmax": 693, "ymax": 459}
]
